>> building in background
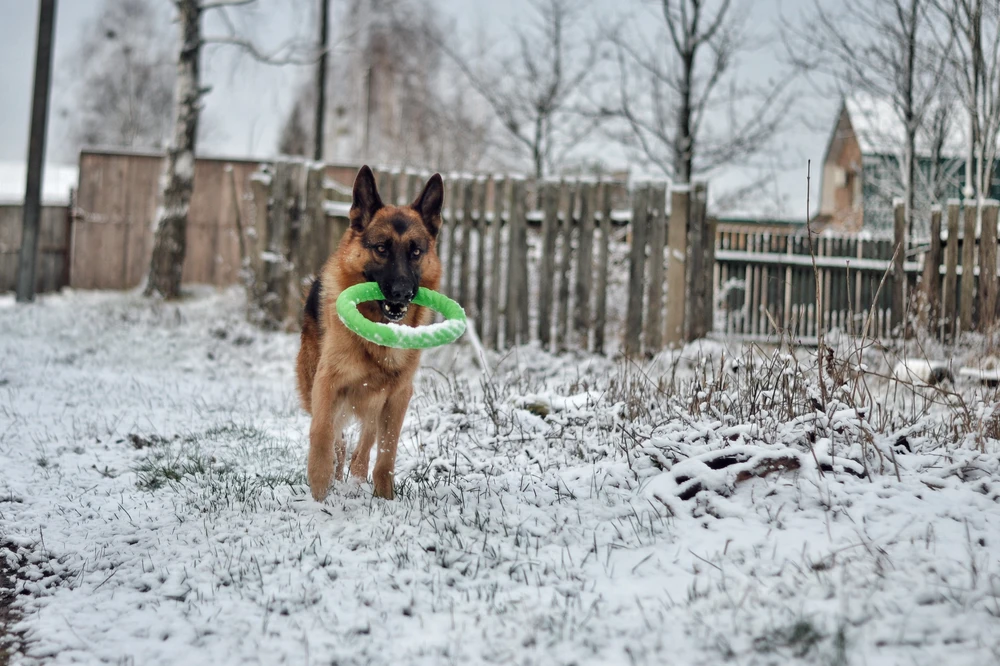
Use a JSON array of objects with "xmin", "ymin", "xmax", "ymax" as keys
[{"xmin": 817, "ymin": 94, "xmax": 1000, "ymax": 237}]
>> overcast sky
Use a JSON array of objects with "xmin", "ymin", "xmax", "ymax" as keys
[{"xmin": 0, "ymin": 0, "xmax": 835, "ymax": 218}]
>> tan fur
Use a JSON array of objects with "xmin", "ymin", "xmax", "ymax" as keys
[{"xmin": 296, "ymin": 173, "xmax": 442, "ymax": 501}]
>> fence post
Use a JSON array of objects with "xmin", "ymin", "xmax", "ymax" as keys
[
  {"xmin": 474, "ymin": 176, "xmax": 489, "ymax": 326},
  {"xmin": 891, "ymin": 199, "xmax": 906, "ymax": 335},
  {"xmin": 664, "ymin": 186, "xmax": 689, "ymax": 347},
  {"xmin": 942, "ymin": 201, "xmax": 960, "ymax": 341},
  {"xmin": 960, "ymin": 200, "xmax": 977, "ymax": 333},
  {"xmin": 704, "ymin": 214, "xmax": 717, "ymax": 336},
  {"xmin": 250, "ymin": 161, "xmax": 299, "ymax": 329},
  {"xmin": 625, "ymin": 184, "xmax": 650, "ymax": 356},
  {"xmin": 685, "ymin": 182, "xmax": 709, "ymax": 341},
  {"xmin": 573, "ymin": 181, "xmax": 595, "ymax": 349},
  {"xmin": 300, "ymin": 164, "xmax": 327, "ymax": 284},
  {"xmin": 537, "ymin": 181, "xmax": 559, "ymax": 349},
  {"xmin": 405, "ymin": 172, "xmax": 420, "ymax": 203},
  {"xmin": 458, "ymin": 179, "xmax": 475, "ymax": 309},
  {"xmin": 593, "ymin": 182, "xmax": 612, "ymax": 354},
  {"xmin": 505, "ymin": 179, "xmax": 527, "ymax": 346},
  {"xmin": 980, "ymin": 200, "xmax": 999, "ymax": 330},
  {"xmin": 444, "ymin": 177, "xmax": 460, "ymax": 299},
  {"xmin": 556, "ymin": 181, "xmax": 576, "ymax": 351},
  {"xmin": 920, "ymin": 206, "xmax": 942, "ymax": 334},
  {"xmin": 486, "ymin": 177, "xmax": 507, "ymax": 350},
  {"xmin": 644, "ymin": 183, "xmax": 667, "ymax": 352}
]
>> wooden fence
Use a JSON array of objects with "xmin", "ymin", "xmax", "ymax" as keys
[
  {"xmin": 31, "ymin": 149, "xmax": 1000, "ymax": 350},
  {"xmin": 68, "ymin": 149, "xmax": 368, "ymax": 291},
  {"xmin": 714, "ymin": 199, "xmax": 1000, "ymax": 343},
  {"xmin": 0, "ymin": 203, "xmax": 71, "ymax": 294},
  {"xmin": 246, "ymin": 161, "xmax": 715, "ymax": 355}
]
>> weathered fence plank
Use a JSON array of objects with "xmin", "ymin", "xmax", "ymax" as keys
[
  {"xmin": 665, "ymin": 187, "xmax": 689, "ymax": 347},
  {"xmin": 891, "ymin": 201, "xmax": 905, "ymax": 333},
  {"xmin": 486, "ymin": 177, "xmax": 507, "ymax": 349},
  {"xmin": 537, "ymin": 181, "xmax": 559, "ymax": 349},
  {"xmin": 459, "ymin": 179, "xmax": 475, "ymax": 309},
  {"xmin": 960, "ymin": 202, "xmax": 977, "ymax": 332},
  {"xmin": 573, "ymin": 182, "xmax": 595, "ymax": 349},
  {"xmin": 556, "ymin": 181, "xmax": 576, "ymax": 351},
  {"xmin": 920, "ymin": 206, "xmax": 942, "ymax": 333},
  {"xmin": 980, "ymin": 200, "xmax": 999, "ymax": 329},
  {"xmin": 644, "ymin": 183, "xmax": 667, "ymax": 352},
  {"xmin": 625, "ymin": 185, "xmax": 649, "ymax": 356},
  {"xmin": 474, "ymin": 177, "xmax": 489, "ymax": 325},
  {"xmin": 593, "ymin": 182, "xmax": 612, "ymax": 354},
  {"xmin": 685, "ymin": 183, "xmax": 710, "ymax": 341},
  {"xmin": 444, "ymin": 177, "xmax": 460, "ymax": 299},
  {"xmin": 505, "ymin": 179, "xmax": 527, "ymax": 346}
]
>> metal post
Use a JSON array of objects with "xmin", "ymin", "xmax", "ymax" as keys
[{"xmin": 16, "ymin": 0, "xmax": 57, "ymax": 302}]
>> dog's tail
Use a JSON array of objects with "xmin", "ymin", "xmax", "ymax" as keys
[{"xmin": 296, "ymin": 278, "xmax": 323, "ymax": 414}]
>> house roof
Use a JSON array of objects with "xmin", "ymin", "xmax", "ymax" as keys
[
  {"xmin": 844, "ymin": 93, "xmax": 968, "ymax": 158},
  {"xmin": 0, "ymin": 162, "xmax": 78, "ymax": 205}
]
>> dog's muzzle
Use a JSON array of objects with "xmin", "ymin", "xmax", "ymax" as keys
[{"xmin": 380, "ymin": 301, "xmax": 409, "ymax": 322}]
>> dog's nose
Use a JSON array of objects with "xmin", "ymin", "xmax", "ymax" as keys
[{"xmin": 388, "ymin": 283, "xmax": 415, "ymax": 302}]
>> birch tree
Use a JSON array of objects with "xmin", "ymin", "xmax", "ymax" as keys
[
  {"xmin": 442, "ymin": 0, "xmax": 600, "ymax": 178},
  {"xmin": 939, "ymin": 0, "xmax": 1000, "ymax": 204},
  {"xmin": 145, "ymin": 0, "xmax": 316, "ymax": 299},
  {"xmin": 607, "ymin": 0, "xmax": 790, "ymax": 185},
  {"xmin": 784, "ymin": 0, "xmax": 955, "ymax": 235}
]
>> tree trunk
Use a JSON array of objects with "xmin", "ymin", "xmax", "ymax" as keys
[
  {"xmin": 903, "ymin": 1, "xmax": 917, "ymax": 237},
  {"xmin": 675, "ymin": 51, "xmax": 694, "ymax": 184},
  {"xmin": 313, "ymin": 0, "xmax": 328, "ymax": 161},
  {"xmin": 146, "ymin": 0, "xmax": 201, "ymax": 299}
]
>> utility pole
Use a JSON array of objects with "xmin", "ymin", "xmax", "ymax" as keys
[
  {"xmin": 313, "ymin": 0, "xmax": 329, "ymax": 161},
  {"xmin": 16, "ymin": 0, "xmax": 57, "ymax": 303}
]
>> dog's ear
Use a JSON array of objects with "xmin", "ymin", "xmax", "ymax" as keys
[
  {"xmin": 411, "ymin": 173, "xmax": 443, "ymax": 238},
  {"xmin": 350, "ymin": 165, "xmax": 383, "ymax": 232}
]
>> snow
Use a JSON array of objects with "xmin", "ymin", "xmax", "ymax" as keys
[
  {"xmin": 846, "ymin": 93, "xmax": 968, "ymax": 157},
  {"xmin": 0, "ymin": 162, "xmax": 78, "ymax": 205},
  {"xmin": 1, "ymin": 288, "xmax": 999, "ymax": 665},
  {"xmin": 378, "ymin": 318, "xmax": 466, "ymax": 346}
]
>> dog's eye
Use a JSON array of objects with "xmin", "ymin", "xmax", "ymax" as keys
[
  {"xmin": 411, "ymin": 247, "xmax": 422, "ymax": 258},
  {"xmin": 374, "ymin": 244, "xmax": 387, "ymax": 255}
]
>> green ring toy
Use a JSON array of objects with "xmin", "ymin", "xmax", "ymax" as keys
[{"xmin": 336, "ymin": 282, "xmax": 467, "ymax": 349}]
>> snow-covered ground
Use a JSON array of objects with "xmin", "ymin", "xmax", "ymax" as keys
[{"xmin": 1, "ymin": 288, "xmax": 999, "ymax": 665}]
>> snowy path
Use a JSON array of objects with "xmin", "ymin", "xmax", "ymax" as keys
[{"xmin": 1, "ymin": 289, "xmax": 999, "ymax": 665}]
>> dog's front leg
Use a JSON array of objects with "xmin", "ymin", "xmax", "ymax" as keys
[
  {"xmin": 372, "ymin": 385, "xmax": 413, "ymax": 500},
  {"xmin": 308, "ymin": 370, "xmax": 348, "ymax": 502}
]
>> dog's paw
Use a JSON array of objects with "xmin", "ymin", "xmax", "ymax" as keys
[
  {"xmin": 372, "ymin": 472, "xmax": 394, "ymax": 500},
  {"xmin": 308, "ymin": 464, "xmax": 333, "ymax": 502},
  {"xmin": 309, "ymin": 480, "xmax": 330, "ymax": 502}
]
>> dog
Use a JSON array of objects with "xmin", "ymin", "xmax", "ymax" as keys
[{"xmin": 296, "ymin": 165, "xmax": 444, "ymax": 501}]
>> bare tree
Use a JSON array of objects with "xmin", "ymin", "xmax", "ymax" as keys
[
  {"xmin": 607, "ymin": 0, "xmax": 790, "ymax": 185},
  {"xmin": 61, "ymin": 0, "xmax": 175, "ymax": 152},
  {"xmin": 442, "ymin": 0, "xmax": 599, "ymax": 179},
  {"xmin": 146, "ymin": 0, "xmax": 317, "ymax": 299},
  {"xmin": 315, "ymin": 0, "xmax": 494, "ymax": 173},
  {"xmin": 278, "ymin": 82, "xmax": 313, "ymax": 156},
  {"xmin": 785, "ymin": 0, "xmax": 955, "ymax": 235},
  {"xmin": 939, "ymin": 0, "xmax": 1000, "ymax": 204}
]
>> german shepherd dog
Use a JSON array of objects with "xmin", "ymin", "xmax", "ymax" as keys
[{"xmin": 296, "ymin": 166, "xmax": 443, "ymax": 501}]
